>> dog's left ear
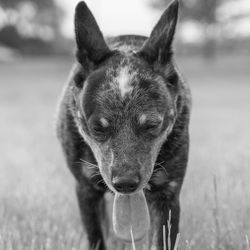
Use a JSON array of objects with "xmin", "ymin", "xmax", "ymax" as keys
[
  {"xmin": 138, "ymin": 0, "xmax": 179, "ymax": 64},
  {"xmin": 75, "ymin": 1, "xmax": 112, "ymax": 65}
]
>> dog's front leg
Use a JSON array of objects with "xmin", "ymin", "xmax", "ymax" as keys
[
  {"xmin": 150, "ymin": 194, "xmax": 180, "ymax": 250},
  {"xmin": 76, "ymin": 182, "xmax": 106, "ymax": 250}
]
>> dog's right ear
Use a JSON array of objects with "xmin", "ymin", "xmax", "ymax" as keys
[{"xmin": 75, "ymin": 2, "xmax": 111, "ymax": 65}]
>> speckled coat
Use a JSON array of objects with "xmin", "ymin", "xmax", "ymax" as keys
[{"xmin": 56, "ymin": 1, "xmax": 191, "ymax": 249}]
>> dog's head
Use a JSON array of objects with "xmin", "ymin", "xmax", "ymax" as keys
[{"xmin": 72, "ymin": 0, "xmax": 180, "ymax": 194}]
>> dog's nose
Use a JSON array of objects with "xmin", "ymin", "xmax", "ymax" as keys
[{"xmin": 112, "ymin": 175, "xmax": 140, "ymax": 194}]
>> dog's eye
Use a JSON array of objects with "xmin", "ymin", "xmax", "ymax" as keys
[
  {"xmin": 91, "ymin": 122, "xmax": 107, "ymax": 134},
  {"xmin": 138, "ymin": 114, "xmax": 163, "ymax": 139},
  {"xmin": 139, "ymin": 121, "xmax": 162, "ymax": 140},
  {"xmin": 90, "ymin": 125, "xmax": 108, "ymax": 142},
  {"xmin": 89, "ymin": 118, "xmax": 110, "ymax": 141},
  {"xmin": 141, "ymin": 119, "xmax": 163, "ymax": 134},
  {"xmin": 92, "ymin": 124, "xmax": 105, "ymax": 133},
  {"xmin": 143, "ymin": 122, "xmax": 161, "ymax": 131},
  {"xmin": 143, "ymin": 123, "xmax": 160, "ymax": 131},
  {"xmin": 138, "ymin": 114, "xmax": 163, "ymax": 134}
]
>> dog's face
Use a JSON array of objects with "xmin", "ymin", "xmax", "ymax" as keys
[{"xmin": 73, "ymin": 1, "xmax": 180, "ymax": 194}]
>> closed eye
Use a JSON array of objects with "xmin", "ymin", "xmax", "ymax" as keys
[
  {"xmin": 143, "ymin": 122, "xmax": 161, "ymax": 131},
  {"xmin": 138, "ymin": 113, "xmax": 163, "ymax": 132},
  {"xmin": 138, "ymin": 119, "xmax": 163, "ymax": 139},
  {"xmin": 88, "ymin": 116, "xmax": 110, "ymax": 141},
  {"xmin": 92, "ymin": 124, "xmax": 106, "ymax": 134}
]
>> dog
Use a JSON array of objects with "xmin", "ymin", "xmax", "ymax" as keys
[{"xmin": 56, "ymin": 0, "xmax": 191, "ymax": 249}]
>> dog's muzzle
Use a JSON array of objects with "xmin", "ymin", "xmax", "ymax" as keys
[
  {"xmin": 111, "ymin": 165, "xmax": 141, "ymax": 194},
  {"xmin": 112, "ymin": 174, "xmax": 140, "ymax": 194}
]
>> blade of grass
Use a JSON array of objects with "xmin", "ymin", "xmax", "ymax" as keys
[
  {"xmin": 163, "ymin": 225, "xmax": 167, "ymax": 250},
  {"xmin": 185, "ymin": 240, "xmax": 191, "ymax": 250},
  {"xmin": 130, "ymin": 227, "xmax": 136, "ymax": 250},
  {"xmin": 94, "ymin": 240, "xmax": 100, "ymax": 250},
  {"xmin": 167, "ymin": 210, "xmax": 172, "ymax": 250},
  {"xmin": 246, "ymin": 234, "xmax": 250, "ymax": 250},
  {"xmin": 212, "ymin": 175, "xmax": 221, "ymax": 250},
  {"xmin": 173, "ymin": 233, "xmax": 180, "ymax": 250}
]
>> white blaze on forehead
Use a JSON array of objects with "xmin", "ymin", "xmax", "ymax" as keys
[{"xmin": 116, "ymin": 66, "xmax": 133, "ymax": 98}]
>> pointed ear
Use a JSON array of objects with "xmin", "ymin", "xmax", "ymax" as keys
[
  {"xmin": 138, "ymin": 0, "xmax": 179, "ymax": 64},
  {"xmin": 75, "ymin": 2, "xmax": 111, "ymax": 64}
]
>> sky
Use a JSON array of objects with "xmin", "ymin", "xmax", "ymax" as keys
[
  {"xmin": 55, "ymin": 0, "xmax": 161, "ymax": 38},
  {"xmin": 55, "ymin": 0, "xmax": 250, "ymax": 41}
]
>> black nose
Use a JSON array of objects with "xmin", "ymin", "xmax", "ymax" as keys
[{"xmin": 112, "ymin": 175, "xmax": 140, "ymax": 194}]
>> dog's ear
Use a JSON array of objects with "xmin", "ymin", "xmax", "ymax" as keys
[
  {"xmin": 75, "ymin": 1, "xmax": 111, "ymax": 65},
  {"xmin": 138, "ymin": 0, "xmax": 179, "ymax": 64}
]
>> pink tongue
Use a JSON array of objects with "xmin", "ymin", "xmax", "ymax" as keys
[{"xmin": 112, "ymin": 190, "xmax": 150, "ymax": 242}]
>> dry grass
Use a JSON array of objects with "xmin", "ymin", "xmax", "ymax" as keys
[{"xmin": 0, "ymin": 55, "xmax": 250, "ymax": 249}]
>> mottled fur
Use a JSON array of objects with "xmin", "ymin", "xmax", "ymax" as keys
[{"xmin": 56, "ymin": 1, "xmax": 191, "ymax": 249}]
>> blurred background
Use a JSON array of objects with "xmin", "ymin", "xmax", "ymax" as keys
[
  {"xmin": 0, "ymin": 0, "xmax": 250, "ymax": 250},
  {"xmin": 1, "ymin": 0, "xmax": 250, "ymax": 58}
]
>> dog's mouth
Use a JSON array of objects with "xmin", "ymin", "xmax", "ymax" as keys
[
  {"xmin": 97, "ymin": 163, "xmax": 152, "ymax": 241},
  {"xmin": 112, "ymin": 189, "xmax": 150, "ymax": 242}
]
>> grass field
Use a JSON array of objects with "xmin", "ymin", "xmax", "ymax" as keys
[{"xmin": 0, "ymin": 55, "xmax": 250, "ymax": 250}]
